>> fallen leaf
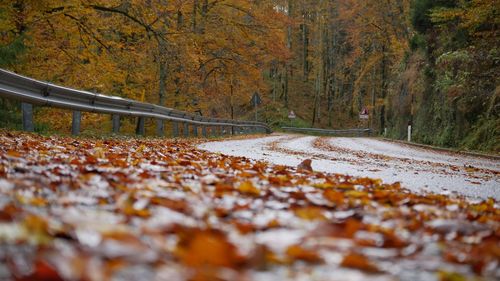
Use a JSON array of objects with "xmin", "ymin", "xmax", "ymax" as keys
[
  {"xmin": 176, "ymin": 229, "xmax": 246, "ymax": 268},
  {"xmin": 237, "ymin": 181, "xmax": 260, "ymax": 196},
  {"xmin": 341, "ymin": 252, "xmax": 380, "ymax": 272},
  {"xmin": 286, "ymin": 245, "xmax": 323, "ymax": 263},
  {"xmin": 297, "ymin": 159, "xmax": 313, "ymax": 172}
]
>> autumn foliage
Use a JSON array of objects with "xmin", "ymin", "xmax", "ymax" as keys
[
  {"xmin": 0, "ymin": 0, "xmax": 288, "ymax": 131},
  {"xmin": 0, "ymin": 0, "xmax": 497, "ymax": 151}
]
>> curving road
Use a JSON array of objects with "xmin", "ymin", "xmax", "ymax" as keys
[{"xmin": 198, "ymin": 134, "xmax": 500, "ymax": 201}]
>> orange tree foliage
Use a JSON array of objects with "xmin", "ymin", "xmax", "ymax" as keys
[
  {"xmin": 0, "ymin": 0, "xmax": 288, "ymax": 131},
  {"xmin": 335, "ymin": 0, "xmax": 411, "ymax": 112}
]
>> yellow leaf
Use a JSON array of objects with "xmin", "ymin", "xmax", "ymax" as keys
[{"xmin": 238, "ymin": 181, "xmax": 260, "ymax": 196}]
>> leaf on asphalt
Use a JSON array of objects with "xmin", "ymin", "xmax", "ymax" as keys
[
  {"xmin": 285, "ymin": 245, "xmax": 323, "ymax": 263},
  {"xmin": 323, "ymin": 189, "xmax": 345, "ymax": 205},
  {"xmin": 176, "ymin": 229, "xmax": 246, "ymax": 268},
  {"xmin": 341, "ymin": 252, "xmax": 380, "ymax": 272},
  {"xmin": 297, "ymin": 159, "xmax": 313, "ymax": 172},
  {"xmin": 237, "ymin": 181, "xmax": 260, "ymax": 196}
]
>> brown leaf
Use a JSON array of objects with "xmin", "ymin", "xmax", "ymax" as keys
[
  {"xmin": 17, "ymin": 260, "xmax": 64, "ymax": 281},
  {"xmin": 7, "ymin": 150, "xmax": 22, "ymax": 158},
  {"xmin": 286, "ymin": 245, "xmax": 323, "ymax": 263},
  {"xmin": 150, "ymin": 197, "xmax": 188, "ymax": 213},
  {"xmin": 176, "ymin": 229, "xmax": 246, "ymax": 268},
  {"xmin": 297, "ymin": 159, "xmax": 313, "ymax": 172},
  {"xmin": 341, "ymin": 252, "xmax": 380, "ymax": 272},
  {"xmin": 323, "ymin": 189, "xmax": 345, "ymax": 205}
]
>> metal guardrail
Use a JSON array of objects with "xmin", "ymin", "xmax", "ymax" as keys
[
  {"xmin": 0, "ymin": 69, "xmax": 271, "ymax": 136},
  {"xmin": 281, "ymin": 127, "xmax": 371, "ymax": 136}
]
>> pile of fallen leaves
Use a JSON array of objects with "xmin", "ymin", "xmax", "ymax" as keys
[{"xmin": 0, "ymin": 130, "xmax": 498, "ymax": 281}]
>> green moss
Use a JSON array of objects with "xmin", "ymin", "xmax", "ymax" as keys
[
  {"xmin": 0, "ymin": 99, "xmax": 22, "ymax": 130},
  {"xmin": 410, "ymin": 34, "xmax": 427, "ymax": 51},
  {"xmin": 461, "ymin": 117, "xmax": 500, "ymax": 153}
]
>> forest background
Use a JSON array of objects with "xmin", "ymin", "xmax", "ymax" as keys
[{"xmin": 0, "ymin": 0, "xmax": 498, "ymax": 152}]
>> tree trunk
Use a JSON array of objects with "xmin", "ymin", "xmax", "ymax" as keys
[
  {"xmin": 200, "ymin": 0, "xmax": 208, "ymax": 33},
  {"xmin": 284, "ymin": 66, "xmax": 289, "ymax": 108},
  {"xmin": 370, "ymin": 68, "xmax": 376, "ymax": 129},
  {"xmin": 380, "ymin": 44, "xmax": 388, "ymax": 132},
  {"xmin": 287, "ymin": 1, "xmax": 293, "ymax": 50},
  {"xmin": 177, "ymin": 10, "xmax": 183, "ymax": 30},
  {"xmin": 192, "ymin": 0, "xmax": 198, "ymax": 32},
  {"xmin": 283, "ymin": 0, "xmax": 293, "ymax": 108},
  {"xmin": 230, "ymin": 78, "xmax": 234, "ymax": 119},
  {"xmin": 158, "ymin": 60, "xmax": 167, "ymax": 106},
  {"xmin": 301, "ymin": 10, "xmax": 308, "ymax": 80}
]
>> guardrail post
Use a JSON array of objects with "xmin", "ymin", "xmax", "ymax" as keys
[
  {"xmin": 112, "ymin": 115, "xmax": 120, "ymax": 134},
  {"xmin": 21, "ymin": 103, "xmax": 34, "ymax": 132},
  {"xmin": 172, "ymin": 122, "xmax": 179, "ymax": 137},
  {"xmin": 183, "ymin": 122, "xmax": 189, "ymax": 137},
  {"xmin": 211, "ymin": 126, "xmax": 217, "ymax": 137},
  {"xmin": 156, "ymin": 119, "xmax": 164, "ymax": 137},
  {"xmin": 192, "ymin": 124, "xmax": 198, "ymax": 137},
  {"xmin": 202, "ymin": 126, "xmax": 208, "ymax": 138},
  {"xmin": 136, "ymin": 117, "xmax": 145, "ymax": 136},
  {"xmin": 71, "ymin": 111, "xmax": 81, "ymax": 135}
]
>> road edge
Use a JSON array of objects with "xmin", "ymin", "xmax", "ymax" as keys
[{"xmin": 381, "ymin": 138, "xmax": 500, "ymax": 161}]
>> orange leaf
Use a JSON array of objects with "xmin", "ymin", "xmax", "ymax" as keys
[
  {"xmin": 286, "ymin": 245, "xmax": 323, "ymax": 263},
  {"xmin": 341, "ymin": 253, "xmax": 379, "ymax": 272},
  {"xmin": 176, "ymin": 229, "xmax": 246, "ymax": 268},
  {"xmin": 238, "ymin": 181, "xmax": 260, "ymax": 196},
  {"xmin": 295, "ymin": 207, "xmax": 326, "ymax": 221},
  {"xmin": 7, "ymin": 150, "xmax": 22, "ymax": 158},
  {"xmin": 324, "ymin": 190, "xmax": 345, "ymax": 205},
  {"xmin": 17, "ymin": 260, "xmax": 64, "ymax": 281}
]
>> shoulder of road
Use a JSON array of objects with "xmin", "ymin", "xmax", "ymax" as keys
[{"xmin": 381, "ymin": 138, "xmax": 500, "ymax": 161}]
